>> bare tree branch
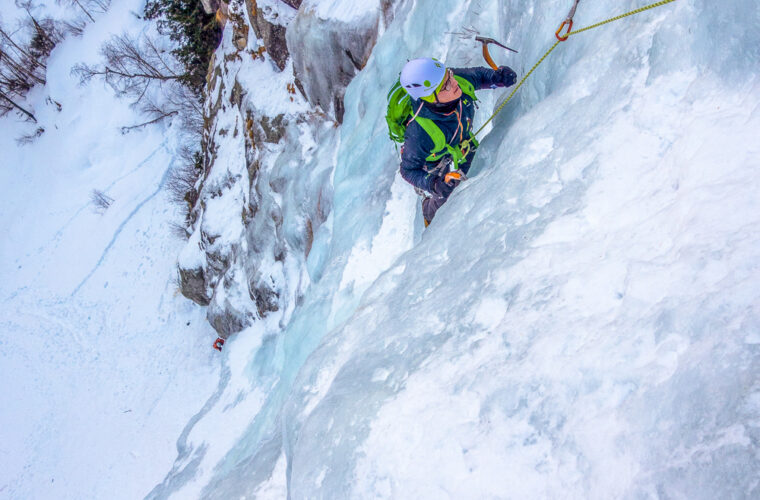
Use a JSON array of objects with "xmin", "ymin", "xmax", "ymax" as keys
[
  {"xmin": 0, "ymin": 10, "xmax": 63, "ymax": 116},
  {"xmin": 72, "ymin": 33, "xmax": 188, "ymax": 101},
  {"xmin": 70, "ymin": 0, "xmax": 96, "ymax": 22},
  {"xmin": 0, "ymin": 88, "xmax": 37, "ymax": 121},
  {"xmin": 73, "ymin": 31, "xmax": 202, "ymax": 139},
  {"xmin": 0, "ymin": 26, "xmax": 36, "ymax": 62},
  {"xmin": 90, "ymin": 189, "xmax": 114, "ymax": 213},
  {"xmin": 120, "ymin": 109, "xmax": 177, "ymax": 134}
]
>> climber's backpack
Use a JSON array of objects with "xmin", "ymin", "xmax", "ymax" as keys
[
  {"xmin": 385, "ymin": 75, "xmax": 480, "ymax": 167},
  {"xmin": 386, "ymin": 79, "xmax": 414, "ymax": 144}
]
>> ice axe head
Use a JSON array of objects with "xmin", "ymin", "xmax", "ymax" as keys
[{"xmin": 475, "ymin": 36, "xmax": 518, "ymax": 70}]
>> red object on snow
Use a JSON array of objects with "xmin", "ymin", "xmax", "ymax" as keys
[{"xmin": 213, "ymin": 338, "xmax": 225, "ymax": 351}]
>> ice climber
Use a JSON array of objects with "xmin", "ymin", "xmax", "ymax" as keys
[{"xmin": 397, "ymin": 57, "xmax": 517, "ymax": 225}]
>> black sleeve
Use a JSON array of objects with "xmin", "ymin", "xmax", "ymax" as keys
[{"xmin": 399, "ymin": 122, "xmax": 436, "ymax": 192}]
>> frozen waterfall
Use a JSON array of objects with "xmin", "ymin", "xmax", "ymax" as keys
[{"xmin": 151, "ymin": 0, "xmax": 760, "ymax": 498}]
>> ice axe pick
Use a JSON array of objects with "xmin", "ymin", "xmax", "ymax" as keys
[{"xmin": 475, "ymin": 36, "xmax": 518, "ymax": 70}]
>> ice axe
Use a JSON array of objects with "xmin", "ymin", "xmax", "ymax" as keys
[{"xmin": 475, "ymin": 36, "xmax": 518, "ymax": 70}]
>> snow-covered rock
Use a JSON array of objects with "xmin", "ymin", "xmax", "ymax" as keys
[
  {"xmin": 179, "ymin": 0, "xmax": 341, "ymax": 338},
  {"xmin": 0, "ymin": 2, "xmax": 220, "ymax": 499},
  {"xmin": 244, "ymin": 0, "xmax": 300, "ymax": 71}
]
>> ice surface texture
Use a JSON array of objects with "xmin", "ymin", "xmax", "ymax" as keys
[{"xmin": 154, "ymin": 0, "xmax": 760, "ymax": 498}]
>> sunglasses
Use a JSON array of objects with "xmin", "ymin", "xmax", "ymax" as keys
[{"xmin": 439, "ymin": 69, "xmax": 456, "ymax": 93}]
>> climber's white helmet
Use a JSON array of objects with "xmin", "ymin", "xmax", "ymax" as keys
[{"xmin": 400, "ymin": 57, "xmax": 446, "ymax": 100}]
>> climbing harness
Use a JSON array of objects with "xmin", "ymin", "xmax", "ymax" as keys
[
  {"xmin": 444, "ymin": 170, "xmax": 465, "ymax": 184},
  {"xmin": 388, "ymin": 73, "xmax": 480, "ymax": 175},
  {"xmin": 416, "ymin": 75, "xmax": 482, "ymax": 178},
  {"xmin": 459, "ymin": 0, "xmax": 677, "ymax": 153}
]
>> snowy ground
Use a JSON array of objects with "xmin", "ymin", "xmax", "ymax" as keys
[{"xmin": 0, "ymin": 1, "xmax": 219, "ymax": 499}]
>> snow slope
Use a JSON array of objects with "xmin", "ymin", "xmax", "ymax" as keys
[
  {"xmin": 151, "ymin": 0, "xmax": 760, "ymax": 498},
  {"xmin": 0, "ymin": 1, "xmax": 219, "ymax": 498}
]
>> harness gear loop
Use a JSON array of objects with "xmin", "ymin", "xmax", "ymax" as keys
[
  {"xmin": 557, "ymin": 0, "xmax": 581, "ymax": 40},
  {"xmin": 457, "ymin": 139, "xmax": 472, "ymax": 166}
]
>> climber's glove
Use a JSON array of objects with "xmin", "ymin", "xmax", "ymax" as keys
[
  {"xmin": 431, "ymin": 176, "xmax": 456, "ymax": 199},
  {"xmin": 495, "ymin": 66, "xmax": 517, "ymax": 87}
]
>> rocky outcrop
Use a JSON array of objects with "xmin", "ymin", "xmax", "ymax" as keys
[
  {"xmin": 201, "ymin": 0, "xmax": 221, "ymax": 15},
  {"xmin": 178, "ymin": 0, "xmax": 384, "ymax": 339},
  {"xmin": 244, "ymin": 0, "xmax": 300, "ymax": 71},
  {"xmin": 286, "ymin": 0, "xmax": 397, "ymax": 123},
  {"xmin": 207, "ymin": 267, "xmax": 256, "ymax": 336},
  {"xmin": 178, "ymin": 265, "xmax": 210, "ymax": 305}
]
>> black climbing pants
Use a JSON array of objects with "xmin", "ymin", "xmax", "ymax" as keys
[{"xmin": 422, "ymin": 148, "xmax": 476, "ymax": 224}]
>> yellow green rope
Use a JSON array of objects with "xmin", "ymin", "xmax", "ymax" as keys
[
  {"xmin": 465, "ymin": 0, "xmax": 677, "ymax": 143},
  {"xmin": 471, "ymin": 40, "xmax": 562, "ymax": 138},
  {"xmin": 569, "ymin": 0, "xmax": 677, "ymax": 36}
]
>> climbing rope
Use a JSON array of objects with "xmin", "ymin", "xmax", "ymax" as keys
[
  {"xmin": 569, "ymin": 0, "xmax": 677, "ymax": 37},
  {"xmin": 461, "ymin": 0, "xmax": 677, "ymax": 151}
]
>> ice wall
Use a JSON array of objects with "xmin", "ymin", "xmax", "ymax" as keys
[{"xmin": 153, "ymin": 0, "xmax": 760, "ymax": 498}]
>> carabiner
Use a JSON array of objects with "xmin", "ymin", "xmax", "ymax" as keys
[
  {"xmin": 556, "ymin": 0, "xmax": 579, "ymax": 41},
  {"xmin": 459, "ymin": 139, "xmax": 471, "ymax": 160},
  {"xmin": 555, "ymin": 19, "xmax": 573, "ymax": 41}
]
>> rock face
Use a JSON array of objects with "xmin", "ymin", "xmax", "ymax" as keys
[
  {"xmin": 178, "ymin": 0, "xmax": 386, "ymax": 339},
  {"xmin": 286, "ymin": 0, "xmax": 397, "ymax": 122},
  {"xmin": 201, "ymin": 0, "xmax": 221, "ymax": 15},
  {"xmin": 244, "ymin": 0, "xmax": 299, "ymax": 71},
  {"xmin": 179, "ymin": 265, "xmax": 210, "ymax": 305}
]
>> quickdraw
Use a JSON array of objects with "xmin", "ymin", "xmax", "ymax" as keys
[{"xmin": 556, "ymin": 0, "xmax": 581, "ymax": 41}]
